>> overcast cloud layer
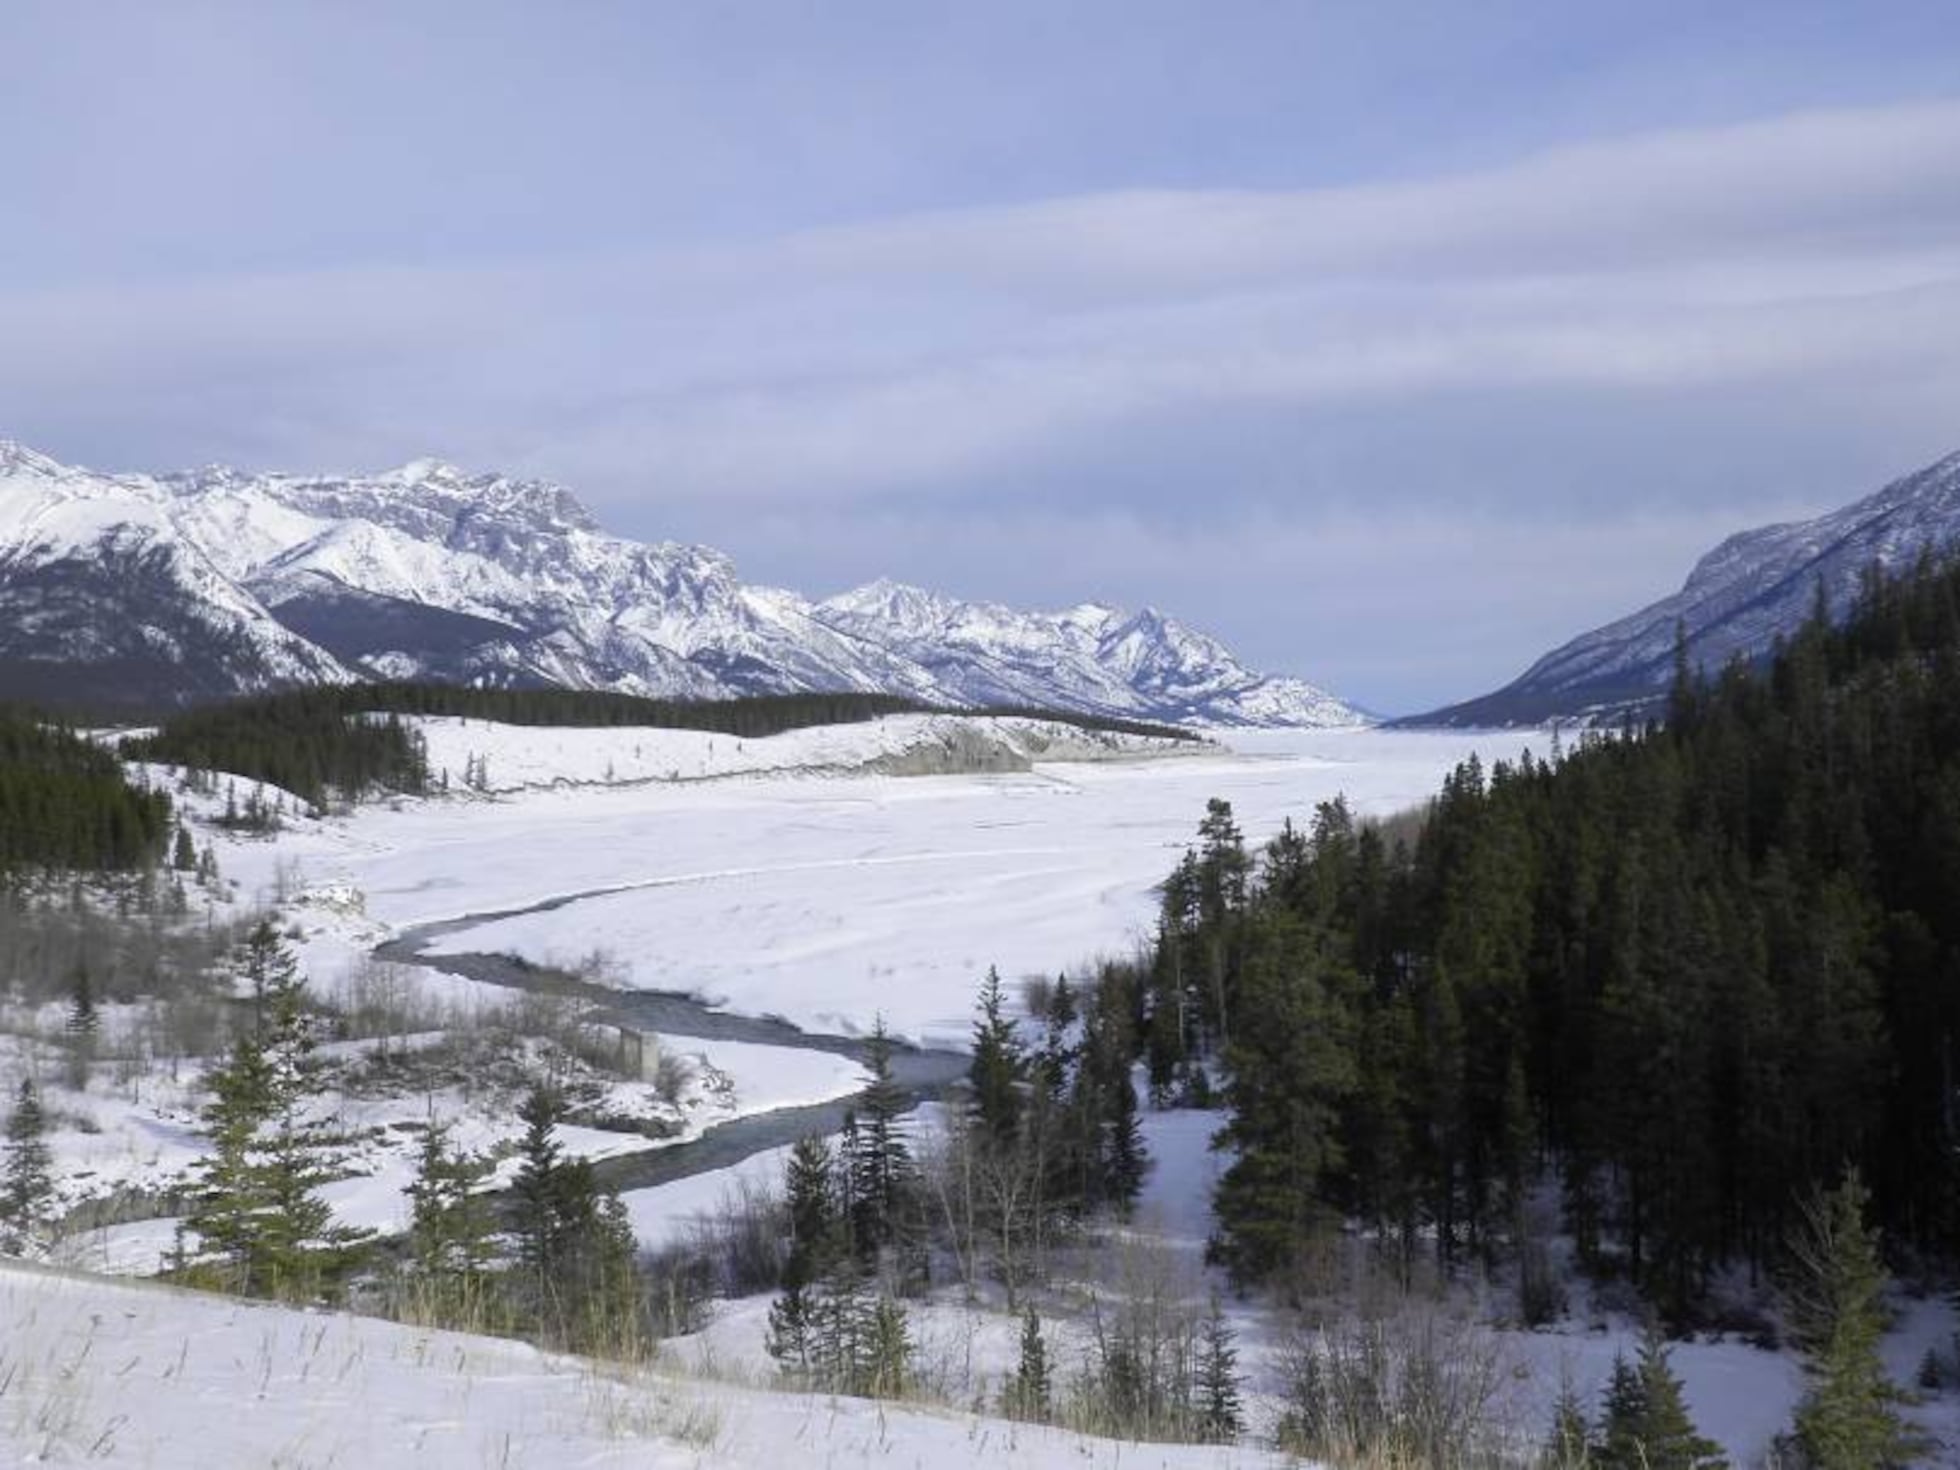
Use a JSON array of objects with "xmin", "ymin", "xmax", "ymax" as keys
[{"xmin": 5, "ymin": 1, "xmax": 1960, "ymax": 712}]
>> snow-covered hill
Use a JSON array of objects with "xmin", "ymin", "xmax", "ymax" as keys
[
  {"xmin": 0, "ymin": 439, "xmax": 1362, "ymax": 727},
  {"xmin": 0, "ymin": 1261, "xmax": 1284, "ymax": 1470},
  {"xmin": 1408, "ymin": 448, "xmax": 1960, "ymax": 726}
]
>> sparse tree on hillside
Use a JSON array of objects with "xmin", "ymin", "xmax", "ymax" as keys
[
  {"xmin": 404, "ymin": 1119, "xmax": 497, "ymax": 1313},
  {"xmin": 1196, "ymin": 1296, "xmax": 1245, "ymax": 1443},
  {"xmin": 1, "ymin": 1079, "xmax": 55, "ymax": 1254},
  {"xmin": 182, "ymin": 960, "xmax": 366, "ymax": 1300},
  {"xmin": 1004, "ymin": 1306, "xmax": 1053, "ymax": 1421}
]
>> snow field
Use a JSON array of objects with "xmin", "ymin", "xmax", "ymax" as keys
[
  {"xmin": 411, "ymin": 710, "xmax": 1208, "ymax": 793},
  {"xmin": 0, "ymin": 1261, "xmax": 1293, "ymax": 1470},
  {"xmin": 376, "ymin": 727, "xmax": 1522, "ymax": 1044}
]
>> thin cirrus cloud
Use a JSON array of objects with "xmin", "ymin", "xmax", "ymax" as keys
[{"xmin": 4, "ymin": 97, "xmax": 1960, "ymax": 708}]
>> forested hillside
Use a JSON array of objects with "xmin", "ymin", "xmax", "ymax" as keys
[
  {"xmin": 122, "ymin": 684, "xmax": 1195, "ymax": 805},
  {"xmin": 0, "ymin": 710, "xmax": 171, "ymax": 873},
  {"xmin": 1146, "ymin": 555, "xmax": 1960, "ymax": 1322}
]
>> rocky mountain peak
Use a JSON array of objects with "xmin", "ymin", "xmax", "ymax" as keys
[{"xmin": 0, "ymin": 436, "xmax": 1362, "ymax": 725}]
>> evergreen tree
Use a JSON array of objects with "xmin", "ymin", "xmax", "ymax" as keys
[
  {"xmin": 182, "ymin": 970, "xmax": 365, "ymax": 1300},
  {"xmin": 236, "ymin": 917, "xmax": 300, "ymax": 1036},
  {"xmin": 65, "ymin": 963, "xmax": 99, "ymax": 1039},
  {"xmin": 1196, "ymin": 1296, "xmax": 1244, "ymax": 1443},
  {"xmin": 1, "ymin": 1078, "xmax": 55, "ymax": 1254},
  {"xmin": 1543, "ymin": 1375, "xmax": 1593, "ymax": 1468},
  {"xmin": 1789, "ymin": 1171, "xmax": 1917, "ymax": 1469},
  {"xmin": 1006, "ymin": 1306, "xmax": 1053, "ymax": 1421},
  {"xmin": 1594, "ymin": 1335, "xmax": 1727, "ymax": 1469},
  {"xmin": 1208, "ymin": 912, "xmax": 1358, "ymax": 1282},
  {"xmin": 866, "ymin": 1292, "xmax": 912, "ymax": 1398},
  {"xmin": 768, "ymin": 1134, "xmax": 840, "ymax": 1379},
  {"xmin": 404, "ymin": 1119, "xmax": 497, "ymax": 1315},
  {"xmin": 970, "ymin": 967, "xmax": 1026, "ymax": 1146},
  {"xmin": 1104, "ymin": 1067, "xmax": 1148, "ymax": 1214},
  {"xmin": 510, "ymin": 1083, "xmax": 577, "ymax": 1279},
  {"xmin": 847, "ymin": 1018, "xmax": 914, "ymax": 1267},
  {"xmin": 507, "ymin": 1082, "xmax": 642, "ymax": 1351}
]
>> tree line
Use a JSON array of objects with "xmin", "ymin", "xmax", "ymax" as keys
[
  {"xmin": 1142, "ymin": 552, "xmax": 1960, "ymax": 1319},
  {"xmin": 0, "ymin": 708, "xmax": 171, "ymax": 874},
  {"xmin": 120, "ymin": 682, "xmax": 1196, "ymax": 806}
]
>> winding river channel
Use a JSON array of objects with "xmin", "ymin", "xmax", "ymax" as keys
[{"xmin": 374, "ymin": 893, "xmax": 970, "ymax": 1198}]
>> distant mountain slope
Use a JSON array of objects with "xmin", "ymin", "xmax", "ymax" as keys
[
  {"xmin": 0, "ymin": 439, "xmax": 1362, "ymax": 726},
  {"xmin": 1404, "ymin": 449, "xmax": 1960, "ymax": 727}
]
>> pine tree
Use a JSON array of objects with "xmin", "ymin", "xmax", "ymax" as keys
[
  {"xmin": 1543, "ymin": 1375, "xmax": 1593, "ymax": 1468},
  {"xmin": 767, "ymin": 1276, "xmax": 821, "ymax": 1380},
  {"xmin": 182, "ymin": 967, "xmax": 366, "ymax": 1299},
  {"xmin": 1594, "ymin": 1334, "xmax": 1726, "ymax": 1469},
  {"xmin": 1, "ymin": 1079, "xmax": 55, "ymax": 1254},
  {"xmin": 769, "ymin": 1134, "xmax": 839, "ymax": 1380},
  {"xmin": 971, "ymin": 967, "xmax": 1026, "ymax": 1146},
  {"xmin": 1196, "ymin": 1296, "xmax": 1244, "ymax": 1443},
  {"xmin": 510, "ymin": 1083, "xmax": 574, "ymax": 1279},
  {"xmin": 237, "ymin": 917, "xmax": 300, "ymax": 1036},
  {"xmin": 866, "ymin": 1292, "xmax": 911, "ymax": 1398},
  {"xmin": 1789, "ymin": 1171, "xmax": 1917, "ymax": 1469},
  {"xmin": 847, "ymin": 1018, "xmax": 913, "ymax": 1266},
  {"xmin": 404, "ymin": 1119, "xmax": 496, "ymax": 1314},
  {"xmin": 1006, "ymin": 1306, "xmax": 1053, "ymax": 1421},
  {"xmin": 506, "ymin": 1082, "xmax": 641, "ymax": 1350},
  {"xmin": 65, "ymin": 963, "xmax": 99, "ymax": 1039},
  {"xmin": 1104, "ymin": 1066, "xmax": 1148, "ymax": 1215},
  {"xmin": 782, "ymin": 1133, "xmax": 839, "ymax": 1285}
]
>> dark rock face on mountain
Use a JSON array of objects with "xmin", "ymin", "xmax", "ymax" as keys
[
  {"xmin": 0, "ymin": 439, "xmax": 1362, "ymax": 725},
  {"xmin": 1405, "ymin": 450, "xmax": 1960, "ymax": 727}
]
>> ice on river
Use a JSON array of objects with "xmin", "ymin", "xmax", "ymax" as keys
[{"xmin": 268, "ymin": 726, "xmax": 1536, "ymax": 1046}]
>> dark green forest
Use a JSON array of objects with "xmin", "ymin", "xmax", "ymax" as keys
[
  {"xmin": 0, "ymin": 709, "xmax": 171, "ymax": 873},
  {"xmin": 1142, "ymin": 556, "xmax": 1960, "ymax": 1322},
  {"xmin": 122, "ymin": 683, "xmax": 1194, "ymax": 805}
]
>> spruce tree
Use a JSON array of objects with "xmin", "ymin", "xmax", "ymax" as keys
[
  {"xmin": 507, "ymin": 1082, "xmax": 641, "ymax": 1350},
  {"xmin": 970, "ymin": 967, "xmax": 1026, "ymax": 1146},
  {"xmin": 237, "ymin": 917, "xmax": 299, "ymax": 1036},
  {"xmin": 1, "ymin": 1079, "xmax": 55, "ymax": 1254},
  {"xmin": 1104, "ymin": 1066, "xmax": 1148, "ymax": 1215},
  {"xmin": 1789, "ymin": 1171, "xmax": 1917, "ymax": 1469},
  {"xmin": 404, "ymin": 1120, "xmax": 496, "ymax": 1316},
  {"xmin": 65, "ymin": 963, "xmax": 99, "ymax": 1039},
  {"xmin": 183, "ymin": 967, "xmax": 365, "ymax": 1299},
  {"xmin": 510, "ymin": 1083, "xmax": 574, "ymax": 1279},
  {"xmin": 1543, "ymin": 1375, "xmax": 1593, "ymax": 1468},
  {"xmin": 866, "ymin": 1293, "xmax": 911, "ymax": 1398},
  {"xmin": 848, "ymin": 1018, "xmax": 913, "ymax": 1266},
  {"xmin": 1593, "ymin": 1335, "xmax": 1726, "ymax": 1469},
  {"xmin": 1196, "ymin": 1296, "xmax": 1244, "ymax": 1443},
  {"xmin": 768, "ymin": 1134, "xmax": 839, "ymax": 1380},
  {"xmin": 1006, "ymin": 1306, "xmax": 1053, "ymax": 1421}
]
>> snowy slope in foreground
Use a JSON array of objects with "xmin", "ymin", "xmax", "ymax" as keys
[{"xmin": 0, "ymin": 1262, "xmax": 1287, "ymax": 1470}]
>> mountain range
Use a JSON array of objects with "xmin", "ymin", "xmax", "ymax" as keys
[
  {"xmin": 1408, "ymin": 448, "xmax": 1960, "ymax": 727},
  {"xmin": 0, "ymin": 439, "xmax": 1361, "ymax": 727}
]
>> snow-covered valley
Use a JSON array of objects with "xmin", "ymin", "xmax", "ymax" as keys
[{"xmin": 6, "ymin": 712, "xmax": 1958, "ymax": 1468}]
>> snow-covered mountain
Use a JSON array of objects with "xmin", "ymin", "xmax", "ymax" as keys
[
  {"xmin": 1407, "ymin": 448, "xmax": 1960, "ymax": 727},
  {"xmin": 0, "ymin": 439, "xmax": 1362, "ymax": 726}
]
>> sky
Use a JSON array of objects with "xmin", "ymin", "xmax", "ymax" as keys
[{"xmin": 5, "ymin": 2, "xmax": 1960, "ymax": 714}]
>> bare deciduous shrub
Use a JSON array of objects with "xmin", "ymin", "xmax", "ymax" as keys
[{"xmin": 1277, "ymin": 1307, "xmax": 1516, "ymax": 1469}]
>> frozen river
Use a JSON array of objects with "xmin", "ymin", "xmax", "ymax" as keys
[{"xmin": 318, "ymin": 726, "xmax": 1537, "ymax": 1046}]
